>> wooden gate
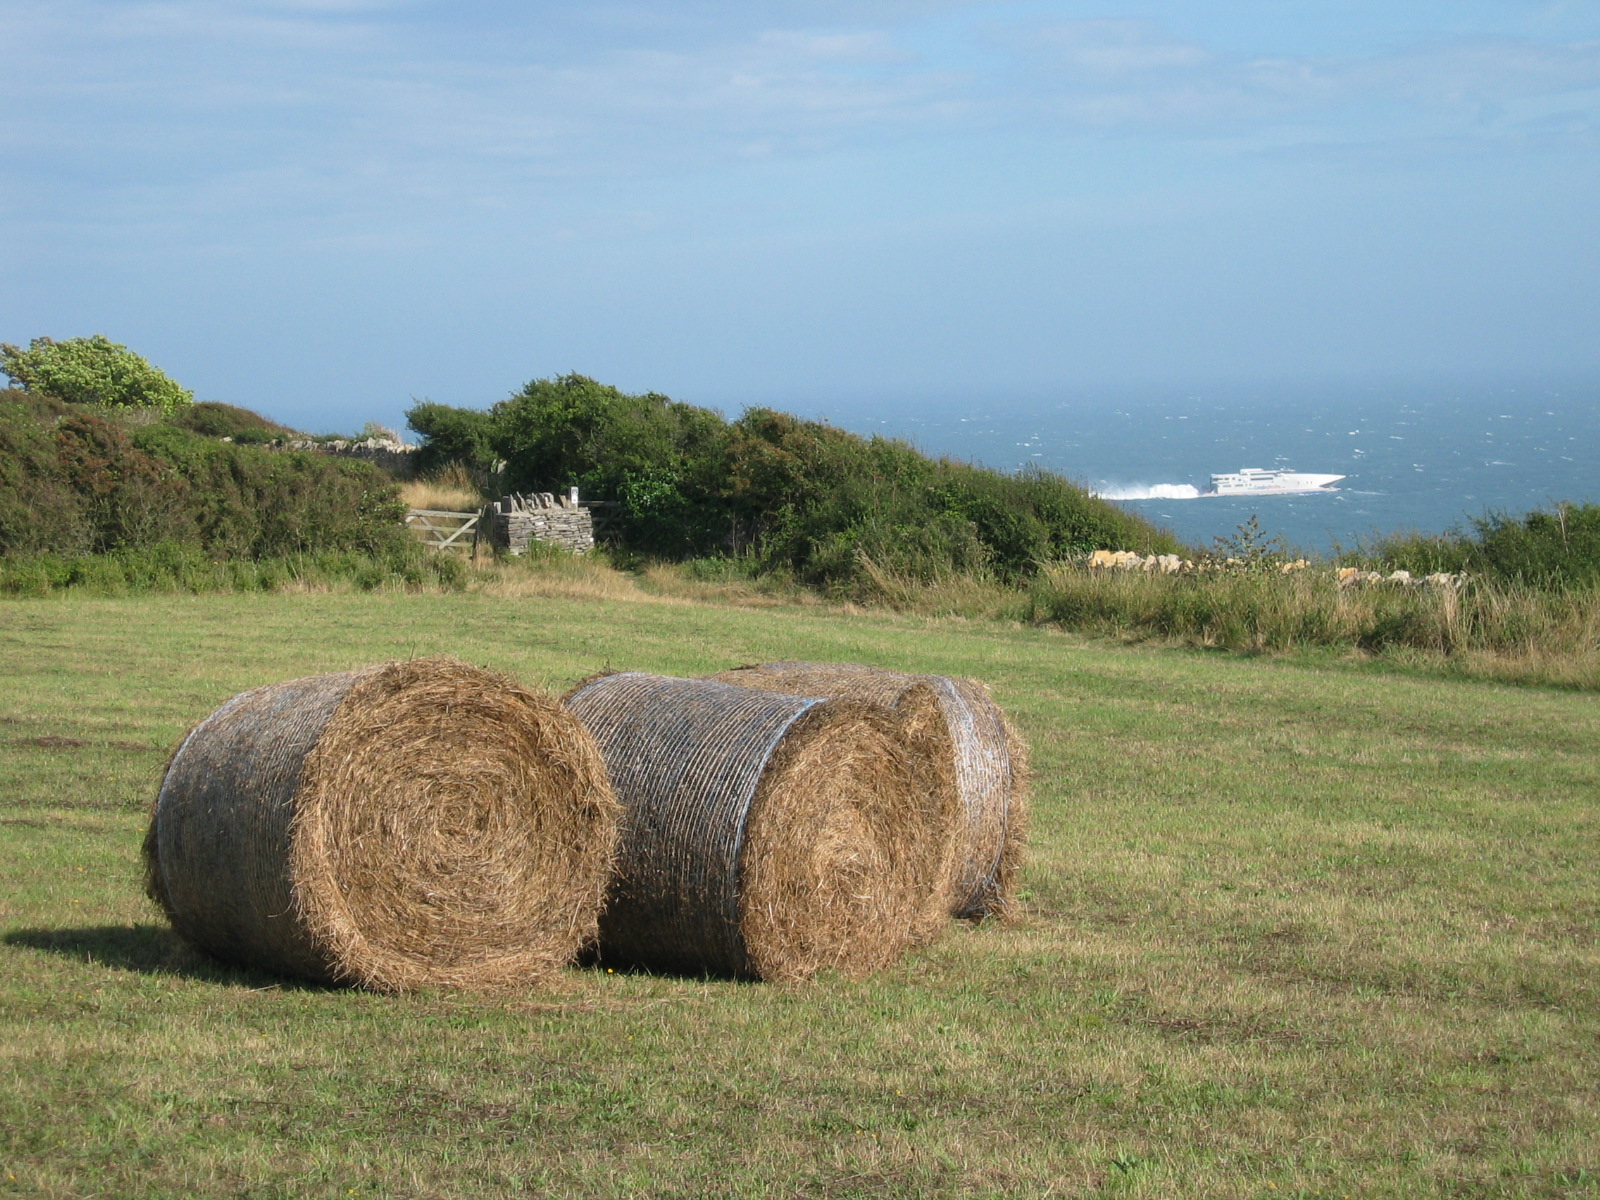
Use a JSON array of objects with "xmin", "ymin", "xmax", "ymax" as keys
[
  {"xmin": 405, "ymin": 509, "xmax": 481, "ymax": 554},
  {"xmin": 579, "ymin": 499, "xmax": 621, "ymax": 541}
]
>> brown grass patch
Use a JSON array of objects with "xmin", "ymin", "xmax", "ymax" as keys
[
  {"xmin": 399, "ymin": 463, "xmax": 483, "ymax": 513},
  {"xmin": 474, "ymin": 555, "xmax": 666, "ymax": 604},
  {"xmin": 12, "ymin": 735, "xmax": 152, "ymax": 752}
]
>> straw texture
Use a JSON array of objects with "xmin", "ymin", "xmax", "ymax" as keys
[
  {"xmin": 709, "ymin": 661, "xmax": 1030, "ymax": 920},
  {"xmin": 144, "ymin": 658, "xmax": 618, "ymax": 992},
  {"xmin": 563, "ymin": 672, "xmax": 951, "ymax": 981}
]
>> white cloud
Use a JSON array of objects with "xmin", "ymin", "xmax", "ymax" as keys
[
  {"xmin": 86, "ymin": 0, "xmax": 389, "ymax": 50},
  {"xmin": 1350, "ymin": 37, "xmax": 1600, "ymax": 105},
  {"xmin": 990, "ymin": 19, "xmax": 1600, "ymax": 148},
  {"xmin": 752, "ymin": 29, "xmax": 904, "ymax": 63},
  {"xmin": 4, "ymin": 2, "xmax": 1598, "ymax": 240},
  {"xmin": 1025, "ymin": 20, "xmax": 1211, "ymax": 76}
]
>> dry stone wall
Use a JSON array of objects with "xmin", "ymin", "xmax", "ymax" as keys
[
  {"xmin": 287, "ymin": 437, "xmax": 419, "ymax": 478},
  {"xmin": 491, "ymin": 492, "xmax": 594, "ymax": 555}
]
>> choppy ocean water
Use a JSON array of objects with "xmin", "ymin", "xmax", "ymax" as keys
[{"xmin": 831, "ymin": 377, "xmax": 1599, "ymax": 556}]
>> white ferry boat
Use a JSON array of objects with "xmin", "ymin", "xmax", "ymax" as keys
[{"xmin": 1205, "ymin": 467, "xmax": 1344, "ymax": 496}]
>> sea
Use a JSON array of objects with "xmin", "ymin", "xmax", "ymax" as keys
[{"xmin": 826, "ymin": 376, "xmax": 1599, "ymax": 557}]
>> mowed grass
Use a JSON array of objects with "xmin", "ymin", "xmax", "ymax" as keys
[{"xmin": 1, "ymin": 589, "xmax": 1597, "ymax": 1199}]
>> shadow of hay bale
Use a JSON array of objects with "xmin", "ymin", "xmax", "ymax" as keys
[{"xmin": 2, "ymin": 924, "xmax": 332, "ymax": 989}]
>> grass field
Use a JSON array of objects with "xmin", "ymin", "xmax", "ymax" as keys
[{"xmin": 2, "ymin": 586, "xmax": 1597, "ymax": 1198}]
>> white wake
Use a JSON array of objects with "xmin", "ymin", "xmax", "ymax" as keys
[{"xmin": 1094, "ymin": 483, "xmax": 1202, "ymax": 501}]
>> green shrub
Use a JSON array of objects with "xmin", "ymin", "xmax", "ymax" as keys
[
  {"xmin": 0, "ymin": 400, "xmax": 409, "ymax": 566},
  {"xmin": 1, "ymin": 335, "xmax": 192, "ymax": 413},
  {"xmin": 1363, "ymin": 502, "xmax": 1600, "ymax": 590},
  {"xmin": 0, "ymin": 386, "xmax": 72, "ymax": 424},
  {"xmin": 723, "ymin": 409, "xmax": 1177, "ymax": 585},
  {"xmin": 131, "ymin": 424, "xmax": 409, "ymax": 558},
  {"xmin": 1471, "ymin": 504, "xmax": 1600, "ymax": 589},
  {"xmin": 0, "ymin": 400, "xmax": 89, "ymax": 555},
  {"xmin": 55, "ymin": 414, "xmax": 197, "ymax": 552},
  {"xmin": 171, "ymin": 401, "xmax": 296, "ymax": 444}
]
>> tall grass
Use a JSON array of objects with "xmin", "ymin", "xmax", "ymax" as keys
[
  {"xmin": 834, "ymin": 554, "xmax": 1600, "ymax": 688},
  {"xmin": 0, "ymin": 542, "xmax": 469, "ymax": 597},
  {"xmin": 1020, "ymin": 569, "xmax": 1600, "ymax": 686},
  {"xmin": 398, "ymin": 462, "xmax": 484, "ymax": 513}
]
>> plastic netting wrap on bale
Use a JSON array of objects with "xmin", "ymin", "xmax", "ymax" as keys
[
  {"xmin": 562, "ymin": 672, "xmax": 955, "ymax": 982},
  {"xmin": 708, "ymin": 661, "xmax": 1029, "ymax": 920},
  {"xmin": 143, "ymin": 658, "xmax": 619, "ymax": 993}
]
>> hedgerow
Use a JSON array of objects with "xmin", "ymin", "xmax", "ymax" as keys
[
  {"xmin": 0, "ymin": 399, "xmax": 408, "ymax": 561},
  {"xmin": 407, "ymin": 374, "xmax": 1180, "ymax": 586}
]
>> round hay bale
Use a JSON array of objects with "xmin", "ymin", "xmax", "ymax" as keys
[
  {"xmin": 563, "ymin": 672, "xmax": 953, "ymax": 982},
  {"xmin": 708, "ymin": 662, "xmax": 1030, "ymax": 920},
  {"xmin": 143, "ymin": 658, "xmax": 619, "ymax": 992}
]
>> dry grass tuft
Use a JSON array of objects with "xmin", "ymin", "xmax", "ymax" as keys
[
  {"xmin": 144, "ymin": 657, "xmax": 619, "ymax": 992},
  {"xmin": 475, "ymin": 554, "xmax": 667, "ymax": 603},
  {"xmin": 563, "ymin": 672, "xmax": 955, "ymax": 982},
  {"xmin": 399, "ymin": 463, "xmax": 483, "ymax": 513},
  {"xmin": 637, "ymin": 563, "xmax": 821, "ymax": 609}
]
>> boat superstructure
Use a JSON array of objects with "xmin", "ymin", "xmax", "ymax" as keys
[{"xmin": 1206, "ymin": 467, "xmax": 1344, "ymax": 496}]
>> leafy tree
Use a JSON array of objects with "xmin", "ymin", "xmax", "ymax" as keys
[
  {"xmin": 490, "ymin": 375, "xmax": 707, "ymax": 489},
  {"xmin": 488, "ymin": 374, "xmax": 732, "ymax": 555},
  {"xmin": 405, "ymin": 401, "xmax": 498, "ymax": 477},
  {"xmin": 0, "ymin": 335, "xmax": 193, "ymax": 413}
]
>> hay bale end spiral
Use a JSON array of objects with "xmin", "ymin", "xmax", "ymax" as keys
[
  {"xmin": 709, "ymin": 661, "xmax": 1029, "ymax": 920},
  {"xmin": 563, "ymin": 672, "xmax": 954, "ymax": 982},
  {"xmin": 144, "ymin": 657, "xmax": 618, "ymax": 992}
]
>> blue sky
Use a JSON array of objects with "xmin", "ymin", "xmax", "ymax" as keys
[{"xmin": 2, "ymin": 0, "xmax": 1597, "ymax": 433}]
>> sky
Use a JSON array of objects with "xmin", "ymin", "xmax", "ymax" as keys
[{"xmin": 2, "ymin": 0, "xmax": 1598, "ymax": 434}]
